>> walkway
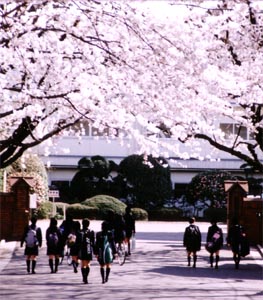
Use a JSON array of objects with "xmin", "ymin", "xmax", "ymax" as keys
[{"xmin": 0, "ymin": 220, "xmax": 262, "ymax": 299}]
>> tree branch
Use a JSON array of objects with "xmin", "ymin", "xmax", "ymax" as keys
[
  {"xmin": 0, "ymin": 116, "xmax": 83, "ymax": 168},
  {"xmin": 194, "ymin": 133, "xmax": 263, "ymax": 173}
]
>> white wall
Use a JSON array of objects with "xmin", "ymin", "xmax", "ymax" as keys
[{"xmin": 33, "ymin": 135, "xmax": 255, "ymax": 186}]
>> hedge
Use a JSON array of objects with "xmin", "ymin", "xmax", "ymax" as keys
[
  {"xmin": 66, "ymin": 204, "xmax": 99, "ymax": 220},
  {"xmin": 81, "ymin": 195, "xmax": 126, "ymax": 219},
  {"xmin": 131, "ymin": 208, "xmax": 148, "ymax": 221},
  {"xmin": 36, "ymin": 196, "xmax": 148, "ymax": 221}
]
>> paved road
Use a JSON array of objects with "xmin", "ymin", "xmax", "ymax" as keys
[{"xmin": 0, "ymin": 220, "xmax": 262, "ymax": 300}]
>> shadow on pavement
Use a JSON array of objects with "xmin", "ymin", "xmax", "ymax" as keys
[{"xmin": 147, "ymin": 263, "xmax": 262, "ymax": 281}]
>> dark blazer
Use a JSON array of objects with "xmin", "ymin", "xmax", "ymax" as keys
[
  {"xmin": 21, "ymin": 224, "xmax": 42, "ymax": 256},
  {"xmin": 206, "ymin": 224, "xmax": 223, "ymax": 252},
  {"xmin": 227, "ymin": 224, "xmax": 245, "ymax": 253},
  {"xmin": 183, "ymin": 224, "xmax": 202, "ymax": 252}
]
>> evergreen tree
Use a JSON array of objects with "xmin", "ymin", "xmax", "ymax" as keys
[{"xmin": 119, "ymin": 155, "xmax": 172, "ymax": 209}]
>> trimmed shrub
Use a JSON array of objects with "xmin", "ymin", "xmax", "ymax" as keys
[
  {"xmin": 55, "ymin": 202, "xmax": 69, "ymax": 218},
  {"xmin": 131, "ymin": 208, "xmax": 148, "ymax": 220},
  {"xmin": 148, "ymin": 208, "xmax": 182, "ymax": 221},
  {"xmin": 66, "ymin": 204, "xmax": 99, "ymax": 220},
  {"xmin": 36, "ymin": 201, "xmax": 69, "ymax": 219},
  {"xmin": 36, "ymin": 201, "xmax": 53, "ymax": 219},
  {"xmin": 82, "ymin": 195, "xmax": 126, "ymax": 219},
  {"xmin": 203, "ymin": 207, "xmax": 227, "ymax": 223}
]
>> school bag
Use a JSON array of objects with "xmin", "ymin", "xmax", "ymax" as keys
[
  {"xmin": 103, "ymin": 234, "xmax": 113, "ymax": 262},
  {"xmin": 237, "ymin": 225, "xmax": 250, "ymax": 257},
  {"xmin": 48, "ymin": 231, "xmax": 59, "ymax": 247},
  {"xmin": 97, "ymin": 233, "xmax": 113, "ymax": 263},
  {"xmin": 25, "ymin": 227, "xmax": 38, "ymax": 248},
  {"xmin": 67, "ymin": 233, "xmax": 77, "ymax": 247},
  {"xmin": 187, "ymin": 225, "xmax": 199, "ymax": 240},
  {"xmin": 206, "ymin": 230, "xmax": 221, "ymax": 253}
]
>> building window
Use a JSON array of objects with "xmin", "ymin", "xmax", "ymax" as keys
[
  {"xmin": 91, "ymin": 126, "xmax": 110, "ymax": 137},
  {"xmin": 65, "ymin": 121, "xmax": 90, "ymax": 136},
  {"xmin": 65, "ymin": 120, "xmax": 127, "ymax": 138},
  {"xmin": 220, "ymin": 123, "xmax": 252, "ymax": 140}
]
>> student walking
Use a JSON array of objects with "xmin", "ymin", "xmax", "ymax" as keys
[
  {"xmin": 21, "ymin": 217, "xmax": 42, "ymax": 274},
  {"xmin": 227, "ymin": 217, "xmax": 249, "ymax": 269},
  {"xmin": 123, "ymin": 206, "xmax": 136, "ymax": 256},
  {"xmin": 46, "ymin": 218, "xmax": 62, "ymax": 273},
  {"xmin": 77, "ymin": 219, "xmax": 95, "ymax": 284},
  {"xmin": 68, "ymin": 220, "xmax": 81, "ymax": 273},
  {"xmin": 205, "ymin": 219, "xmax": 223, "ymax": 269},
  {"xmin": 59, "ymin": 213, "xmax": 75, "ymax": 258},
  {"xmin": 183, "ymin": 217, "xmax": 201, "ymax": 268},
  {"xmin": 105, "ymin": 210, "xmax": 126, "ymax": 244},
  {"xmin": 113, "ymin": 213, "xmax": 126, "ymax": 244},
  {"xmin": 94, "ymin": 221, "xmax": 117, "ymax": 284}
]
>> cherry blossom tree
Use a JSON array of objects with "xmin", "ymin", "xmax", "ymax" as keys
[{"xmin": 0, "ymin": 1, "xmax": 262, "ymax": 172}]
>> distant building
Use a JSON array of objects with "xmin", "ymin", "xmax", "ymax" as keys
[{"xmin": 33, "ymin": 118, "xmax": 263, "ymax": 200}]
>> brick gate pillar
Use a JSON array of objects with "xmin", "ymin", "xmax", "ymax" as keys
[{"xmin": 10, "ymin": 177, "xmax": 33, "ymax": 240}]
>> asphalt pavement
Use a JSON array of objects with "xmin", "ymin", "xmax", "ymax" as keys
[{"xmin": 0, "ymin": 220, "xmax": 262, "ymax": 300}]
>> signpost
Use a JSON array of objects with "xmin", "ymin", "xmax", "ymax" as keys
[
  {"xmin": 29, "ymin": 193, "xmax": 37, "ymax": 209},
  {"xmin": 48, "ymin": 190, "xmax": 60, "ymax": 217}
]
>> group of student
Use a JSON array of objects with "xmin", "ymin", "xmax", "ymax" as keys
[
  {"xmin": 183, "ymin": 216, "xmax": 250, "ymax": 269},
  {"xmin": 21, "ymin": 211, "xmax": 249, "ymax": 283},
  {"xmin": 20, "ymin": 206, "xmax": 136, "ymax": 284}
]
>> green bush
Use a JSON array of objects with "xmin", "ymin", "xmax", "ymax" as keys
[
  {"xmin": 51, "ymin": 195, "xmax": 148, "ymax": 221},
  {"xmin": 148, "ymin": 208, "xmax": 182, "ymax": 221},
  {"xmin": 119, "ymin": 154, "xmax": 172, "ymax": 209},
  {"xmin": 66, "ymin": 204, "xmax": 99, "ymax": 219},
  {"xmin": 203, "ymin": 207, "xmax": 227, "ymax": 222},
  {"xmin": 55, "ymin": 202, "xmax": 69, "ymax": 218},
  {"xmin": 131, "ymin": 208, "xmax": 148, "ymax": 220},
  {"xmin": 82, "ymin": 195, "xmax": 126, "ymax": 219},
  {"xmin": 36, "ymin": 201, "xmax": 53, "ymax": 219},
  {"xmin": 185, "ymin": 170, "xmax": 239, "ymax": 207}
]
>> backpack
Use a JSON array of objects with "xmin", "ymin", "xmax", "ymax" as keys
[
  {"xmin": 98, "ymin": 233, "xmax": 113, "ymax": 263},
  {"xmin": 48, "ymin": 232, "xmax": 59, "ymax": 247},
  {"xmin": 187, "ymin": 225, "xmax": 199, "ymax": 240},
  {"xmin": 212, "ymin": 231, "xmax": 221, "ymax": 244},
  {"xmin": 237, "ymin": 225, "xmax": 250, "ymax": 257},
  {"xmin": 25, "ymin": 227, "xmax": 38, "ymax": 248},
  {"xmin": 206, "ymin": 230, "xmax": 221, "ymax": 253},
  {"xmin": 67, "ymin": 233, "xmax": 77, "ymax": 247}
]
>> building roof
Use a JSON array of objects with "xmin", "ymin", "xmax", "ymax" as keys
[
  {"xmin": 224, "ymin": 180, "xmax": 249, "ymax": 193},
  {"xmin": 9, "ymin": 177, "xmax": 34, "ymax": 189}
]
